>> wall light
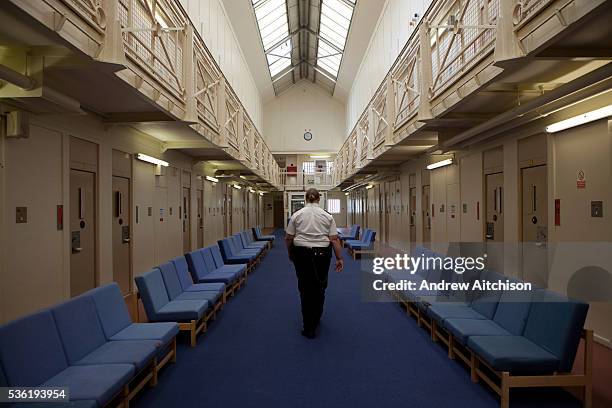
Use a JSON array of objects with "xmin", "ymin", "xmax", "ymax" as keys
[
  {"xmin": 545, "ymin": 105, "xmax": 612, "ymax": 133},
  {"xmin": 232, "ymin": 184, "xmax": 242, "ymax": 190},
  {"xmin": 239, "ymin": 175, "xmax": 247, "ymax": 179},
  {"xmin": 137, "ymin": 153, "xmax": 169, "ymax": 167},
  {"xmin": 259, "ymin": 192, "xmax": 264, "ymax": 196},
  {"xmin": 365, "ymin": 184, "xmax": 374, "ymax": 189},
  {"xmin": 205, "ymin": 175, "xmax": 219, "ymax": 183},
  {"xmin": 310, "ymin": 155, "xmax": 331, "ymax": 159},
  {"xmin": 344, "ymin": 192, "xmax": 349, "ymax": 196},
  {"xmin": 427, "ymin": 158, "xmax": 453, "ymax": 170}
]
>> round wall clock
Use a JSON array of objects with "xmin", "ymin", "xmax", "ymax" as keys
[{"xmin": 304, "ymin": 131, "xmax": 313, "ymax": 141}]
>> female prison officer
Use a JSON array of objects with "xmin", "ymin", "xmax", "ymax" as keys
[{"xmin": 285, "ymin": 188, "xmax": 344, "ymax": 339}]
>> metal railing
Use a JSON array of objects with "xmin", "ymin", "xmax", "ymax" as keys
[
  {"xmin": 392, "ymin": 37, "xmax": 420, "ymax": 130},
  {"xmin": 118, "ymin": 0, "xmax": 187, "ymax": 102},
  {"xmin": 429, "ymin": 0, "xmax": 500, "ymax": 98},
  {"xmin": 279, "ymin": 171, "xmax": 335, "ymax": 190}
]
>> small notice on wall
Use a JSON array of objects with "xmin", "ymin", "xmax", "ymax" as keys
[{"xmin": 576, "ymin": 170, "xmax": 586, "ymax": 189}]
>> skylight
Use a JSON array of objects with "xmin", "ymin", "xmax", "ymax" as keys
[
  {"xmin": 252, "ymin": 0, "xmax": 292, "ymax": 80},
  {"xmin": 316, "ymin": 0, "xmax": 356, "ymax": 77}
]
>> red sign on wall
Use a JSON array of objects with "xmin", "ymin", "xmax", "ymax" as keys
[{"xmin": 576, "ymin": 170, "xmax": 586, "ymax": 189}]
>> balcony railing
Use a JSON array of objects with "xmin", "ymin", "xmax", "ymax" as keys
[
  {"xmin": 392, "ymin": 37, "xmax": 420, "ymax": 130},
  {"xmin": 119, "ymin": 0, "xmax": 187, "ymax": 103},
  {"xmin": 428, "ymin": 0, "xmax": 500, "ymax": 98},
  {"xmin": 280, "ymin": 171, "xmax": 335, "ymax": 191}
]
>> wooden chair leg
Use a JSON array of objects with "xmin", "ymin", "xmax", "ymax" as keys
[
  {"xmin": 171, "ymin": 338, "xmax": 177, "ymax": 363},
  {"xmin": 470, "ymin": 353, "xmax": 478, "ymax": 383},
  {"xmin": 501, "ymin": 372, "xmax": 510, "ymax": 408},
  {"xmin": 150, "ymin": 358, "xmax": 158, "ymax": 387},
  {"xmin": 190, "ymin": 320, "xmax": 197, "ymax": 347},
  {"xmin": 123, "ymin": 384, "xmax": 130, "ymax": 408},
  {"xmin": 431, "ymin": 320, "xmax": 437, "ymax": 342}
]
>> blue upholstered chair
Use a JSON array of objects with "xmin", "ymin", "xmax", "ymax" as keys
[
  {"xmin": 253, "ymin": 226, "xmax": 275, "ymax": 242},
  {"xmin": 51, "ymin": 296, "xmax": 159, "ymax": 371},
  {"xmin": 339, "ymin": 225, "xmax": 360, "ymax": 241},
  {"xmin": 0, "ymin": 311, "xmax": 134, "ymax": 407},
  {"xmin": 158, "ymin": 261, "xmax": 224, "ymax": 307},
  {"xmin": 88, "ymin": 283, "xmax": 179, "ymax": 349},
  {"xmin": 135, "ymin": 268, "xmax": 210, "ymax": 347},
  {"xmin": 185, "ymin": 250, "xmax": 241, "ymax": 285},
  {"xmin": 171, "ymin": 256, "xmax": 226, "ymax": 294}
]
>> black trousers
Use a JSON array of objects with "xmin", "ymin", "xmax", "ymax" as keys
[{"xmin": 292, "ymin": 245, "xmax": 332, "ymax": 332}]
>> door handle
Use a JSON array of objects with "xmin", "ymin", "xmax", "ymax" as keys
[
  {"xmin": 122, "ymin": 238, "xmax": 130, "ymax": 243},
  {"xmin": 73, "ymin": 247, "xmax": 82, "ymax": 253}
]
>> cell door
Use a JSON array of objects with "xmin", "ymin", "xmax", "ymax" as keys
[
  {"xmin": 197, "ymin": 189, "xmax": 204, "ymax": 248},
  {"xmin": 521, "ymin": 165, "xmax": 548, "ymax": 286},
  {"xmin": 225, "ymin": 191, "xmax": 232, "ymax": 236},
  {"xmin": 485, "ymin": 172, "xmax": 504, "ymax": 271},
  {"xmin": 112, "ymin": 176, "xmax": 131, "ymax": 294},
  {"xmin": 385, "ymin": 191, "xmax": 390, "ymax": 243},
  {"xmin": 182, "ymin": 187, "xmax": 191, "ymax": 253},
  {"xmin": 485, "ymin": 173, "xmax": 504, "ymax": 241},
  {"xmin": 422, "ymin": 185, "xmax": 431, "ymax": 245},
  {"xmin": 70, "ymin": 169, "xmax": 96, "ymax": 297},
  {"xmin": 409, "ymin": 187, "xmax": 417, "ymax": 243}
]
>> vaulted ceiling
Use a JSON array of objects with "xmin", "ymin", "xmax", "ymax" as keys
[
  {"xmin": 222, "ymin": 0, "xmax": 384, "ymax": 102},
  {"xmin": 251, "ymin": 0, "xmax": 356, "ymax": 95}
]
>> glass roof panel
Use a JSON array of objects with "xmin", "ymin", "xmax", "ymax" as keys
[
  {"xmin": 252, "ymin": 0, "xmax": 356, "ymax": 91},
  {"xmin": 252, "ymin": 0, "xmax": 291, "ymax": 81},
  {"xmin": 316, "ymin": 0, "xmax": 356, "ymax": 78}
]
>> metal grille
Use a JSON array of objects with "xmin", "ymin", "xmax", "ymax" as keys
[
  {"xmin": 119, "ymin": 0, "xmax": 186, "ymax": 101},
  {"xmin": 194, "ymin": 41, "xmax": 220, "ymax": 131},
  {"xmin": 430, "ymin": 0, "xmax": 499, "ymax": 97},
  {"xmin": 372, "ymin": 88, "xmax": 388, "ymax": 151},
  {"xmin": 242, "ymin": 117, "xmax": 252, "ymax": 161},
  {"xmin": 224, "ymin": 85, "xmax": 240, "ymax": 151},
  {"xmin": 392, "ymin": 38, "xmax": 420, "ymax": 129},
  {"xmin": 359, "ymin": 114, "xmax": 370, "ymax": 163}
]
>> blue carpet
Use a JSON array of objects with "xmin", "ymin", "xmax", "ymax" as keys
[{"xmin": 134, "ymin": 230, "xmax": 581, "ymax": 408}]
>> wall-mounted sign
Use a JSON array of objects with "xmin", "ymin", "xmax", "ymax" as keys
[{"xmin": 576, "ymin": 170, "xmax": 586, "ymax": 189}]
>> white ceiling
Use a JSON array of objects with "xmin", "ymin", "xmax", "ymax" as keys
[{"xmin": 221, "ymin": 0, "xmax": 384, "ymax": 104}]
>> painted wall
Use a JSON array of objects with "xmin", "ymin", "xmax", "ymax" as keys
[
  {"xmin": 263, "ymin": 82, "xmax": 346, "ymax": 153},
  {"xmin": 179, "ymin": 0, "xmax": 263, "ymax": 131},
  {"xmin": 346, "ymin": 0, "xmax": 432, "ymax": 134},
  {"xmin": 0, "ymin": 112, "xmax": 259, "ymax": 323}
]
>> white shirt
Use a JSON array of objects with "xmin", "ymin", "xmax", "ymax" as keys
[{"xmin": 286, "ymin": 203, "xmax": 338, "ymax": 248}]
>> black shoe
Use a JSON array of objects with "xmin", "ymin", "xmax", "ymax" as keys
[{"xmin": 301, "ymin": 329, "xmax": 316, "ymax": 339}]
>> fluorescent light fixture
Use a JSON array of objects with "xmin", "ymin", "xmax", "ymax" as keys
[
  {"xmin": 232, "ymin": 184, "xmax": 242, "ymax": 190},
  {"xmin": 259, "ymin": 192, "xmax": 264, "ymax": 196},
  {"xmin": 248, "ymin": 187, "xmax": 255, "ymax": 193},
  {"xmin": 365, "ymin": 184, "xmax": 374, "ymax": 189},
  {"xmin": 239, "ymin": 175, "xmax": 247, "ymax": 179},
  {"xmin": 136, "ymin": 153, "xmax": 169, "ymax": 167},
  {"xmin": 427, "ymin": 158, "xmax": 453, "ymax": 170},
  {"xmin": 310, "ymin": 155, "xmax": 331, "ymax": 159},
  {"xmin": 545, "ymin": 105, "xmax": 612, "ymax": 133},
  {"xmin": 205, "ymin": 176, "xmax": 219, "ymax": 183}
]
